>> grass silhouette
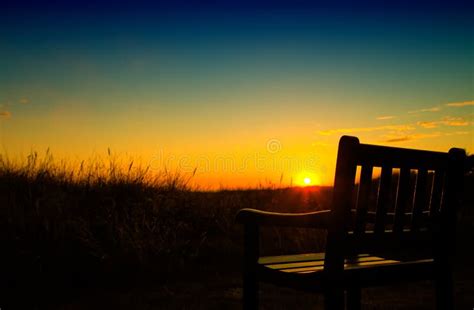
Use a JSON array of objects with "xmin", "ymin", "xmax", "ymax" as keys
[
  {"xmin": 0, "ymin": 150, "xmax": 333, "ymax": 307},
  {"xmin": 0, "ymin": 150, "xmax": 472, "ymax": 309}
]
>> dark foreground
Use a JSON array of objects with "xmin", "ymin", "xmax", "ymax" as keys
[
  {"xmin": 31, "ymin": 212, "xmax": 474, "ymax": 310},
  {"xmin": 1, "ymin": 163, "xmax": 473, "ymax": 309},
  {"xmin": 50, "ymin": 250, "xmax": 474, "ymax": 310}
]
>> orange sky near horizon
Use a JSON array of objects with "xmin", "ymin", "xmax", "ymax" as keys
[
  {"xmin": 1, "ymin": 3, "xmax": 473, "ymax": 189},
  {"xmin": 2, "ymin": 100, "xmax": 472, "ymax": 189}
]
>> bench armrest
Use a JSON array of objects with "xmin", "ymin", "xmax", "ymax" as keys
[{"xmin": 236, "ymin": 208, "xmax": 331, "ymax": 228}]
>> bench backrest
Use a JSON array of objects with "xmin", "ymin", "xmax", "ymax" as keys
[{"xmin": 324, "ymin": 136, "xmax": 466, "ymax": 271}]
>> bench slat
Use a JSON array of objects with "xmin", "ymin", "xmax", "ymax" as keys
[
  {"xmin": 260, "ymin": 253, "xmax": 431, "ymax": 275},
  {"xmin": 356, "ymin": 143, "xmax": 448, "ymax": 169},
  {"xmin": 354, "ymin": 165, "xmax": 373, "ymax": 234},
  {"xmin": 412, "ymin": 169, "xmax": 428, "ymax": 231},
  {"xmin": 429, "ymin": 169, "xmax": 444, "ymax": 218},
  {"xmin": 258, "ymin": 253, "xmax": 326, "ymax": 265},
  {"xmin": 345, "ymin": 230, "xmax": 433, "ymax": 254},
  {"xmin": 374, "ymin": 166, "xmax": 392, "ymax": 234},
  {"xmin": 264, "ymin": 256, "xmax": 387, "ymax": 271},
  {"xmin": 393, "ymin": 168, "xmax": 411, "ymax": 233}
]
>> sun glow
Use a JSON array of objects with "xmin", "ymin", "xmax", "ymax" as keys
[{"xmin": 295, "ymin": 171, "xmax": 320, "ymax": 187}]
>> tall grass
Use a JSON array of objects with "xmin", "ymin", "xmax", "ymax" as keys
[
  {"xmin": 0, "ymin": 150, "xmax": 328, "ymax": 293},
  {"xmin": 0, "ymin": 150, "xmax": 201, "ymax": 289},
  {"xmin": 0, "ymin": 149, "xmax": 194, "ymax": 189}
]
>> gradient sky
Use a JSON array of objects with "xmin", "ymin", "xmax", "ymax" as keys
[{"xmin": 1, "ymin": 1, "xmax": 473, "ymax": 188}]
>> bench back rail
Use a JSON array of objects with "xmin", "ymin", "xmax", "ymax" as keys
[{"xmin": 324, "ymin": 136, "xmax": 465, "ymax": 272}]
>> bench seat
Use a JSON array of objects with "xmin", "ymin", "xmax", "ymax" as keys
[{"xmin": 258, "ymin": 253, "xmax": 435, "ymax": 292}]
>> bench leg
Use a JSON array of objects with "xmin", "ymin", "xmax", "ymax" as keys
[
  {"xmin": 324, "ymin": 287, "xmax": 345, "ymax": 310},
  {"xmin": 347, "ymin": 286, "xmax": 361, "ymax": 310},
  {"xmin": 243, "ymin": 271, "xmax": 258, "ymax": 310},
  {"xmin": 243, "ymin": 224, "xmax": 259, "ymax": 310},
  {"xmin": 435, "ymin": 267, "xmax": 454, "ymax": 310}
]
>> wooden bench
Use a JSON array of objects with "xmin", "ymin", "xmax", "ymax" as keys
[{"xmin": 237, "ymin": 135, "xmax": 466, "ymax": 309}]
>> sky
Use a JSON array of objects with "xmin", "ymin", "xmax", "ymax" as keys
[{"xmin": 1, "ymin": 1, "xmax": 473, "ymax": 188}]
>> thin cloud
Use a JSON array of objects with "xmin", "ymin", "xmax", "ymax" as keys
[
  {"xmin": 19, "ymin": 97, "xmax": 30, "ymax": 104},
  {"xmin": 441, "ymin": 116, "xmax": 470, "ymax": 127},
  {"xmin": 408, "ymin": 106, "xmax": 441, "ymax": 114},
  {"xmin": 376, "ymin": 115, "xmax": 395, "ymax": 120},
  {"xmin": 317, "ymin": 124, "xmax": 415, "ymax": 136},
  {"xmin": 385, "ymin": 136, "xmax": 412, "ymax": 143},
  {"xmin": 0, "ymin": 102, "xmax": 11, "ymax": 109},
  {"xmin": 446, "ymin": 100, "xmax": 474, "ymax": 107},
  {"xmin": 446, "ymin": 131, "xmax": 470, "ymax": 136},
  {"xmin": 384, "ymin": 131, "xmax": 469, "ymax": 143},
  {"xmin": 318, "ymin": 115, "xmax": 470, "ymax": 138},
  {"xmin": 0, "ymin": 111, "xmax": 12, "ymax": 119},
  {"xmin": 384, "ymin": 133, "xmax": 441, "ymax": 143},
  {"xmin": 417, "ymin": 121, "xmax": 438, "ymax": 129},
  {"xmin": 416, "ymin": 117, "xmax": 470, "ymax": 129}
]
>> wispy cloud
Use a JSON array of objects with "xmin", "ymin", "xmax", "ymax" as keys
[
  {"xmin": 384, "ymin": 133, "xmax": 441, "ymax": 143},
  {"xmin": 406, "ymin": 100, "xmax": 473, "ymax": 115},
  {"xmin": 19, "ymin": 97, "xmax": 30, "ymax": 104},
  {"xmin": 408, "ymin": 106, "xmax": 441, "ymax": 114},
  {"xmin": 417, "ymin": 121, "xmax": 438, "ymax": 129},
  {"xmin": 376, "ymin": 115, "xmax": 395, "ymax": 120},
  {"xmin": 441, "ymin": 116, "xmax": 470, "ymax": 127},
  {"xmin": 0, "ymin": 102, "xmax": 11, "ymax": 109},
  {"xmin": 445, "ymin": 131, "xmax": 470, "ymax": 136},
  {"xmin": 385, "ymin": 136, "xmax": 412, "ymax": 143},
  {"xmin": 0, "ymin": 111, "xmax": 12, "ymax": 119},
  {"xmin": 416, "ymin": 117, "xmax": 470, "ymax": 129},
  {"xmin": 317, "ymin": 124, "xmax": 415, "ymax": 136},
  {"xmin": 446, "ymin": 100, "xmax": 474, "ymax": 107},
  {"xmin": 383, "ymin": 130, "xmax": 469, "ymax": 143}
]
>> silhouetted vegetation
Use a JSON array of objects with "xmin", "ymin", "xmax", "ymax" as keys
[
  {"xmin": 0, "ymin": 151, "xmax": 332, "ymax": 308},
  {"xmin": 0, "ymin": 151, "xmax": 472, "ymax": 309}
]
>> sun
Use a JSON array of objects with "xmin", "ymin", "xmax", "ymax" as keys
[{"xmin": 295, "ymin": 171, "xmax": 321, "ymax": 187}]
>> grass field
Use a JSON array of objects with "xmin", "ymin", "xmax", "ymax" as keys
[{"xmin": 1, "ymin": 152, "xmax": 473, "ymax": 309}]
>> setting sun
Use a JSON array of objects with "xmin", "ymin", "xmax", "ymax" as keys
[{"xmin": 295, "ymin": 171, "xmax": 320, "ymax": 187}]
